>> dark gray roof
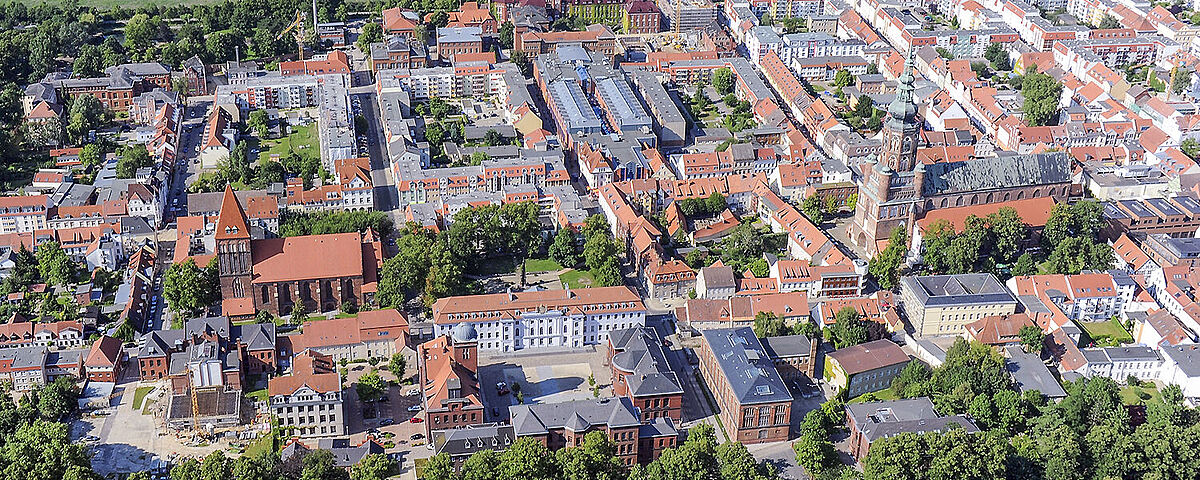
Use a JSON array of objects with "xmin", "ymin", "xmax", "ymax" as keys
[
  {"xmin": 638, "ymin": 417, "xmax": 678, "ymax": 438},
  {"xmin": 432, "ymin": 423, "xmax": 516, "ymax": 458},
  {"xmin": 609, "ymin": 326, "xmax": 684, "ymax": 397},
  {"xmin": 760, "ymin": 335, "xmax": 812, "ymax": 359},
  {"xmin": 1162, "ymin": 345, "xmax": 1200, "ymax": 377},
  {"xmin": 699, "ymin": 327, "xmax": 793, "ymax": 405},
  {"xmin": 846, "ymin": 398, "xmax": 978, "ymax": 443},
  {"xmin": 0, "ymin": 346, "xmax": 47, "ymax": 369},
  {"xmin": 186, "ymin": 316, "xmax": 231, "ymax": 339},
  {"xmin": 1003, "ymin": 346, "xmax": 1067, "ymax": 399},
  {"xmin": 138, "ymin": 329, "xmax": 185, "ymax": 357},
  {"xmin": 509, "ymin": 397, "xmax": 642, "ymax": 436},
  {"xmin": 900, "ymin": 274, "xmax": 1017, "ymax": 307},
  {"xmin": 281, "ymin": 438, "xmax": 384, "ymax": 467},
  {"xmin": 235, "ymin": 323, "xmax": 276, "ymax": 351},
  {"xmin": 922, "ymin": 152, "xmax": 1070, "ymax": 196}
]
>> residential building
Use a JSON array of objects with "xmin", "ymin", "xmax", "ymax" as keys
[
  {"xmin": 1007, "ymin": 273, "xmax": 1126, "ymax": 323},
  {"xmin": 1073, "ymin": 345, "xmax": 1164, "ymax": 382},
  {"xmin": 846, "ymin": 398, "xmax": 978, "ymax": 460},
  {"xmin": 623, "ymin": 1, "xmax": 662, "ymax": 33},
  {"xmin": 382, "ymin": 7, "xmax": 420, "ymax": 39},
  {"xmin": 898, "ymin": 274, "xmax": 1019, "ymax": 337},
  {"xmin": 0, "ymin": 346, "xmax": 83, "ymax": 391},
  {"xmin": 429, "ymin": 287, "xmax": 646, "ymax": 351},
  {"xmin": 281, "ymin": 438, "xmax": 385, "ymax": 469},
  {"xmin": 510, "ymin": 397, "xmax": 678, "ymax": 466},
  {"xmin": 658, "ymin": 0, "xmax": 717, "ymax": 32},
  {"xmin": 608, "ymin": 326, "xmax": 684, "ymax": 422},
  {"xmin": 268, "ymin": 350, "xmax": 345, "ymax": 437},
  {"xmin": 287, "ymin": 309, "xmax": 409, "ymax": 362},
  {"xmin": 0, "ymin": 196, "xmax": 49, "ymax": 234},
  {"xmin": 1144, "ymin": 234, "xmax": 1200, "ymax": 268},
  {"xmin": 1160, "ymin": 344, "xmax": 1200, "ymax": 398},
  {"xmin": 824, "ymin": 339, "xmax": 908, "ymax": 397},
  {"xmin": 83, "ymin": 336, "xmax": 123, "ymax": 383},
  {"xmin": 965, "ymin": 313, "xmax": 1035, "ymax": 347},
  {"xmin": 517, "ymin": 25, "xmax": 617, "ymax": 56},
  {"xmin": 696, "ymin": 265, "xmax": 736, "ymax": 299},
  {"xmin": 418, "ymin": 325, "xmax": 484, "ymax": 438},
  {"xmin": 698, "ymin": 327, "xmax": 793, "ymax": 444}
]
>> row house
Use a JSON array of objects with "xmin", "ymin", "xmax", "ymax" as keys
[
  {"xmin": 0, "ymin": 320, "xmax": 84, "ymax": 349},
  {"xmin": 0, "ymin": 345, "xmax": 83, "ymax": 391},
  {"xmin": 0, "ymin": 195, "xmax": 49, "ymax": 234}
]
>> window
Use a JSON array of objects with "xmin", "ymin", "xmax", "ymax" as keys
[
  {"xmin": 775, "ymin": 405, "xmax": 786, "ymax": 425},
  {"xmin": 758, "ymin": 406, "xmax": 770, "ymax": 427},
  {"xmin": 742, "ymin": 408, "xmax": 754, "ymax": 428}
]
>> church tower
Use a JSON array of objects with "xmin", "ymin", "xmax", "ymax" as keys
[
  {"xmin": 851, "ymin": 52, "xmax": 923, "ymax": 255},
  {"xmin": 215, "ymin": 184, "xmax": 252, "ymax": 302}
]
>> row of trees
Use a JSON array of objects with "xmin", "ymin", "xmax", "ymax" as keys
[
  {"xmin": 280, "ymin": 210, "xmax": 395, "ymax": 238},
  {"xmin": 918, "ymin": 201, "xmax": 1111, "ymax": 278},
  {"xmin": 0, "ymin": 377, "xmax": 101, "ymax": 480},
  {"xmin": 165, "ymin": 448, "xmax": 394, "ymax": 480},
  {"xmin": 424, "ymin": 424, "xmax": 778, "ymax": 480}
]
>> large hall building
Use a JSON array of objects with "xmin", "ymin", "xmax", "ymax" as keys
[
  {"xmin": 850, "ymin": 54, "xmax": 1073, "ymax": 255},
  {"xmin": 213, "ymin": 186, "xmax": 383, "ymax": 317}
]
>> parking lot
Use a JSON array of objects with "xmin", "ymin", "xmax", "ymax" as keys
[{"xmin": 477, "ymin": 347, "xmax": 612, "ymax": 423}]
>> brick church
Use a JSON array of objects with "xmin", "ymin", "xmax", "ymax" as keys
[
  {"xmin": 850, "ymin": 53, "xmax": 1073, "ymax": 255},
  {"xmin": 215, "ymin": 186, "xmax": 383, "ymax": 317}
]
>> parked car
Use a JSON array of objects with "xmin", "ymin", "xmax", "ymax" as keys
[
  {"xmin": 379, "ymin": 418, "xmax": 395, "ymax": 426},
  {"xmin": 409, "ymin": 417, "xmax": 424, "ymax": 423},
  {"xmin": 83, "ymin": 435, "xmax": 99, "ymax": 442},
  {"xmin": 496, "ymin": 382, "xmax": 509, "ymax": 395},
  {"xmin": 411, "ymin": 433, "xmax": 424, "ymax": 440},
  {"xmin": 406, "ymin": 405, "xmax": 422, "ymax": 412}
]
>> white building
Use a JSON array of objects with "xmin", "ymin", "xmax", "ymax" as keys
[
  {"xmin": 1077, "ymin": 345, "xmax": 1164, "ymax": 382},
  {"xmin": 268, "ymin": 351, "xmax": 345, "ymax": 438},
  {"xmin": 429, "ymin": 287, "xmax": 647, "ymax": 351}
]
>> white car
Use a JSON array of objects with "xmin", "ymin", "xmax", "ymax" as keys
[{"xmin": 406, "ymin": 405, "xmax": 422, "ymax": 412}]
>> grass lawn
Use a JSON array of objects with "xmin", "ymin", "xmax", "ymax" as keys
[
  {"xmin": 243, "ymin": 431, "xmax": 277, "ymax": 459},
  {"xmin": 131, "ymin": 386, "xmax": 154, "ymax": 410},
  {"xmin": 261, "ymin": 122, "xmax": 319, "ymax": 160},
  {"xmin": 1079, "ymin": 318, "xmax": 1133, "ymax": 347},
  {"xmin": 1121, "ymin": 383, "xmax": 1161, "ymax": 405},
  {"xmin": 524, "ymin": 258, "xmax": 562, "ymax": 273},
  {"xmin": 245, "ymin": 388, "xmax": 268, "ymax": 402},
  {"xmin": 849, "ymin": 388, "xmax": 900, "ymax": 404},
  {"xmin": 559, "ymin": 269, "xmax": 595, "ymax": 289}
]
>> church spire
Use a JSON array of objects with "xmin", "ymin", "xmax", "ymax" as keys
[
  {"xmin": 214, "ymin": 184, "xmax": 250, "ymax": 240},
  {"xmin": 886, "ymin": 50, "xmax": 919, "ymax": 126}
]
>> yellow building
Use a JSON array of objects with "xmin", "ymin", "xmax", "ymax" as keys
[{"xmin": 898, "ymin": 274, "xmax": 1019, "ymax": 337}]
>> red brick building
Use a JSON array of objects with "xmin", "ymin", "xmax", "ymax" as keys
[
  {"xmin": 698, "ymin": 327, "xmax": 793, "ymax": 444},
  {"xmin": 436, "ymin": 27, "xmax": 484, "ymax": 61},
  {"xmin": 84, "ymin": 336, "xmax": 123, "ymax": 382},
  {"xmin": 213, "ymin": 186, "xmax": 383, "ymax": 317},
  {"xmin": 607, "ymin": 326, "xmax": 683, "ymax": 423},
  {"xmin": 52, "ymin": 63, "xmax": 171, "ymax": 112},
  {"xmin": 418, "ymin": 324, "xmax": 484, "ymax": 438},
  {"xmin": 623, "ymin": 1, "xmax": 662, "ymax": 34},
  {"xmin": 509, "ymin": 397, "xmax": 677, "ymax": 466}
]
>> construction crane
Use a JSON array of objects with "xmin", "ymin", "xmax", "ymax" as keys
[{"xmin": 276, "ymin": 10, "xmax": 308, "ymax": 60}]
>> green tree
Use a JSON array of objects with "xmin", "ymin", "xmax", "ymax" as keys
[
  {"xmin": 827, "ymin": 306, "xmax": 869, "ymax": 348},
  {"xmin": 793, "ymin": 436, "xmax": 838, "ymax": 476},
  {"xmin": 459, "ymin": 449, "xmax": 500, "ymax": 480},
  {"xmin": 248, "ymin": 110, "xmax": 270, "ymax": 138},
  {"xmin": 549, "ymin": 227, "xmax": 580, "ymax": 267},
  {"xmin": 593, "ymin": 257, "xmax": 623, "ymax": 287},
  {"xmin": 984, "ymin": 43, "xmax": 1011, "ymax": 71},
  {"xmin": 1172, "ymin": 66, "xmax": 1194, "ymax": 96},
  {"xmin": 37, "ymin": 376, "xmax": 78, "ymax": 420},
  {"xmin": 355, "ymin": 369, "xmax": 387, "ymax": 403},
  {"xmin": 163, "ymin": 258, "xmax": 218, "ymax": 316},
  {"xmin": 387, "ymin": 352, "xmax": 406, "ymax": 380},
  {"xmin": 357, "ymin": 22, "xmax": 383, "ymax": 54},
  {"xmin": 123, "ymin": 14, "xmax": 158, "ymax": 52},
  {"xmin": 497, "ymin": 438, "xmax": 559, "ymax": 480},
  {"xmin": 72, "ymin": 44, "xmax": 103, "ymax": 78},
  {"xmin": 499, "ymin": 21, "xmax": 515, "ymax": 50},
  {"xmin": 199, "ymin": 451, "xmax": 231, "ymax": 480},
  {"xmin": 1013, "ymin": 252, "xmax": 1038, "ymax": 276},
  {"xmin": 557, "ymin": 431, "xmax": 623, "ymax": 480},
  {"xmin": 422, "ymin": 454, "xmax": 454, "ymax": 480},
  {"xmin": 712, "ymin": 67, "xmax": 734, "ymax": 95},
  {"xmin": 350, "ymin": 453, "xmax": 394, "ymax": 480},
  {"xmin": 868, "ymin": 226, "xmax": 907, "ymax": 289},
  {"xmin": 300, "ymin": 449, "xmax": 347, "ymax": 480},
  {"xmin": 986, "ymin": 207, "xmax": 1026, "ymax": 264},
  {"xmin": 67, "ymin": 94, "xmax": 107, "ymax": 142},
  {"xmin": 116, "ymin": 144, "xmax": 153, "ymax": 179},
  {"xmin": 753, "ymin": 311, "xmax": 788, "ymax": 338},
  {"xmin": 834, "ymin": 68, "xmax": 853, "ymax": 87},
  {"xmin": 1183, "ymin": 138, "xmax": 1200, "ymax": 159},
  {"xmin": 1019, "ymin": 325, "xmax": 1045, "ymax": 353},
  {"xmin": 801, "ymin": 193, "xmax": 825, "ymax": 225},
  {"xmin": 853, "ymin": 94, "xmax": 874, "ymax": 118},
  {"xmin": 1021, "ymin": 71, "xmax": 1062, "ymax": 127},
  {"xmin": 377, "ymin": 225, "xmax": 434, "ymax": 306},
  {"xmin": 35, "ymin": 241, "xmax": 76, "ymax": 286},
  {"xmin": 1098, "ymin": 14, "xmax": 1121, "ymax": 28},
  {"xmin": 583, "ymin": 234, "xmax": 618, "ymax": 272}
]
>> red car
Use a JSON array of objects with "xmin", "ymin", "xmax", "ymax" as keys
[{"xmin": 409, "ymin": 417, "xmax": 424, "ymax": 423}]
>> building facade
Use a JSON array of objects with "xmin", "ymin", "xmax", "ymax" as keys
[{"xmin": 698, "ymin": 327, "xmax": 793, "ymax": 444}]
